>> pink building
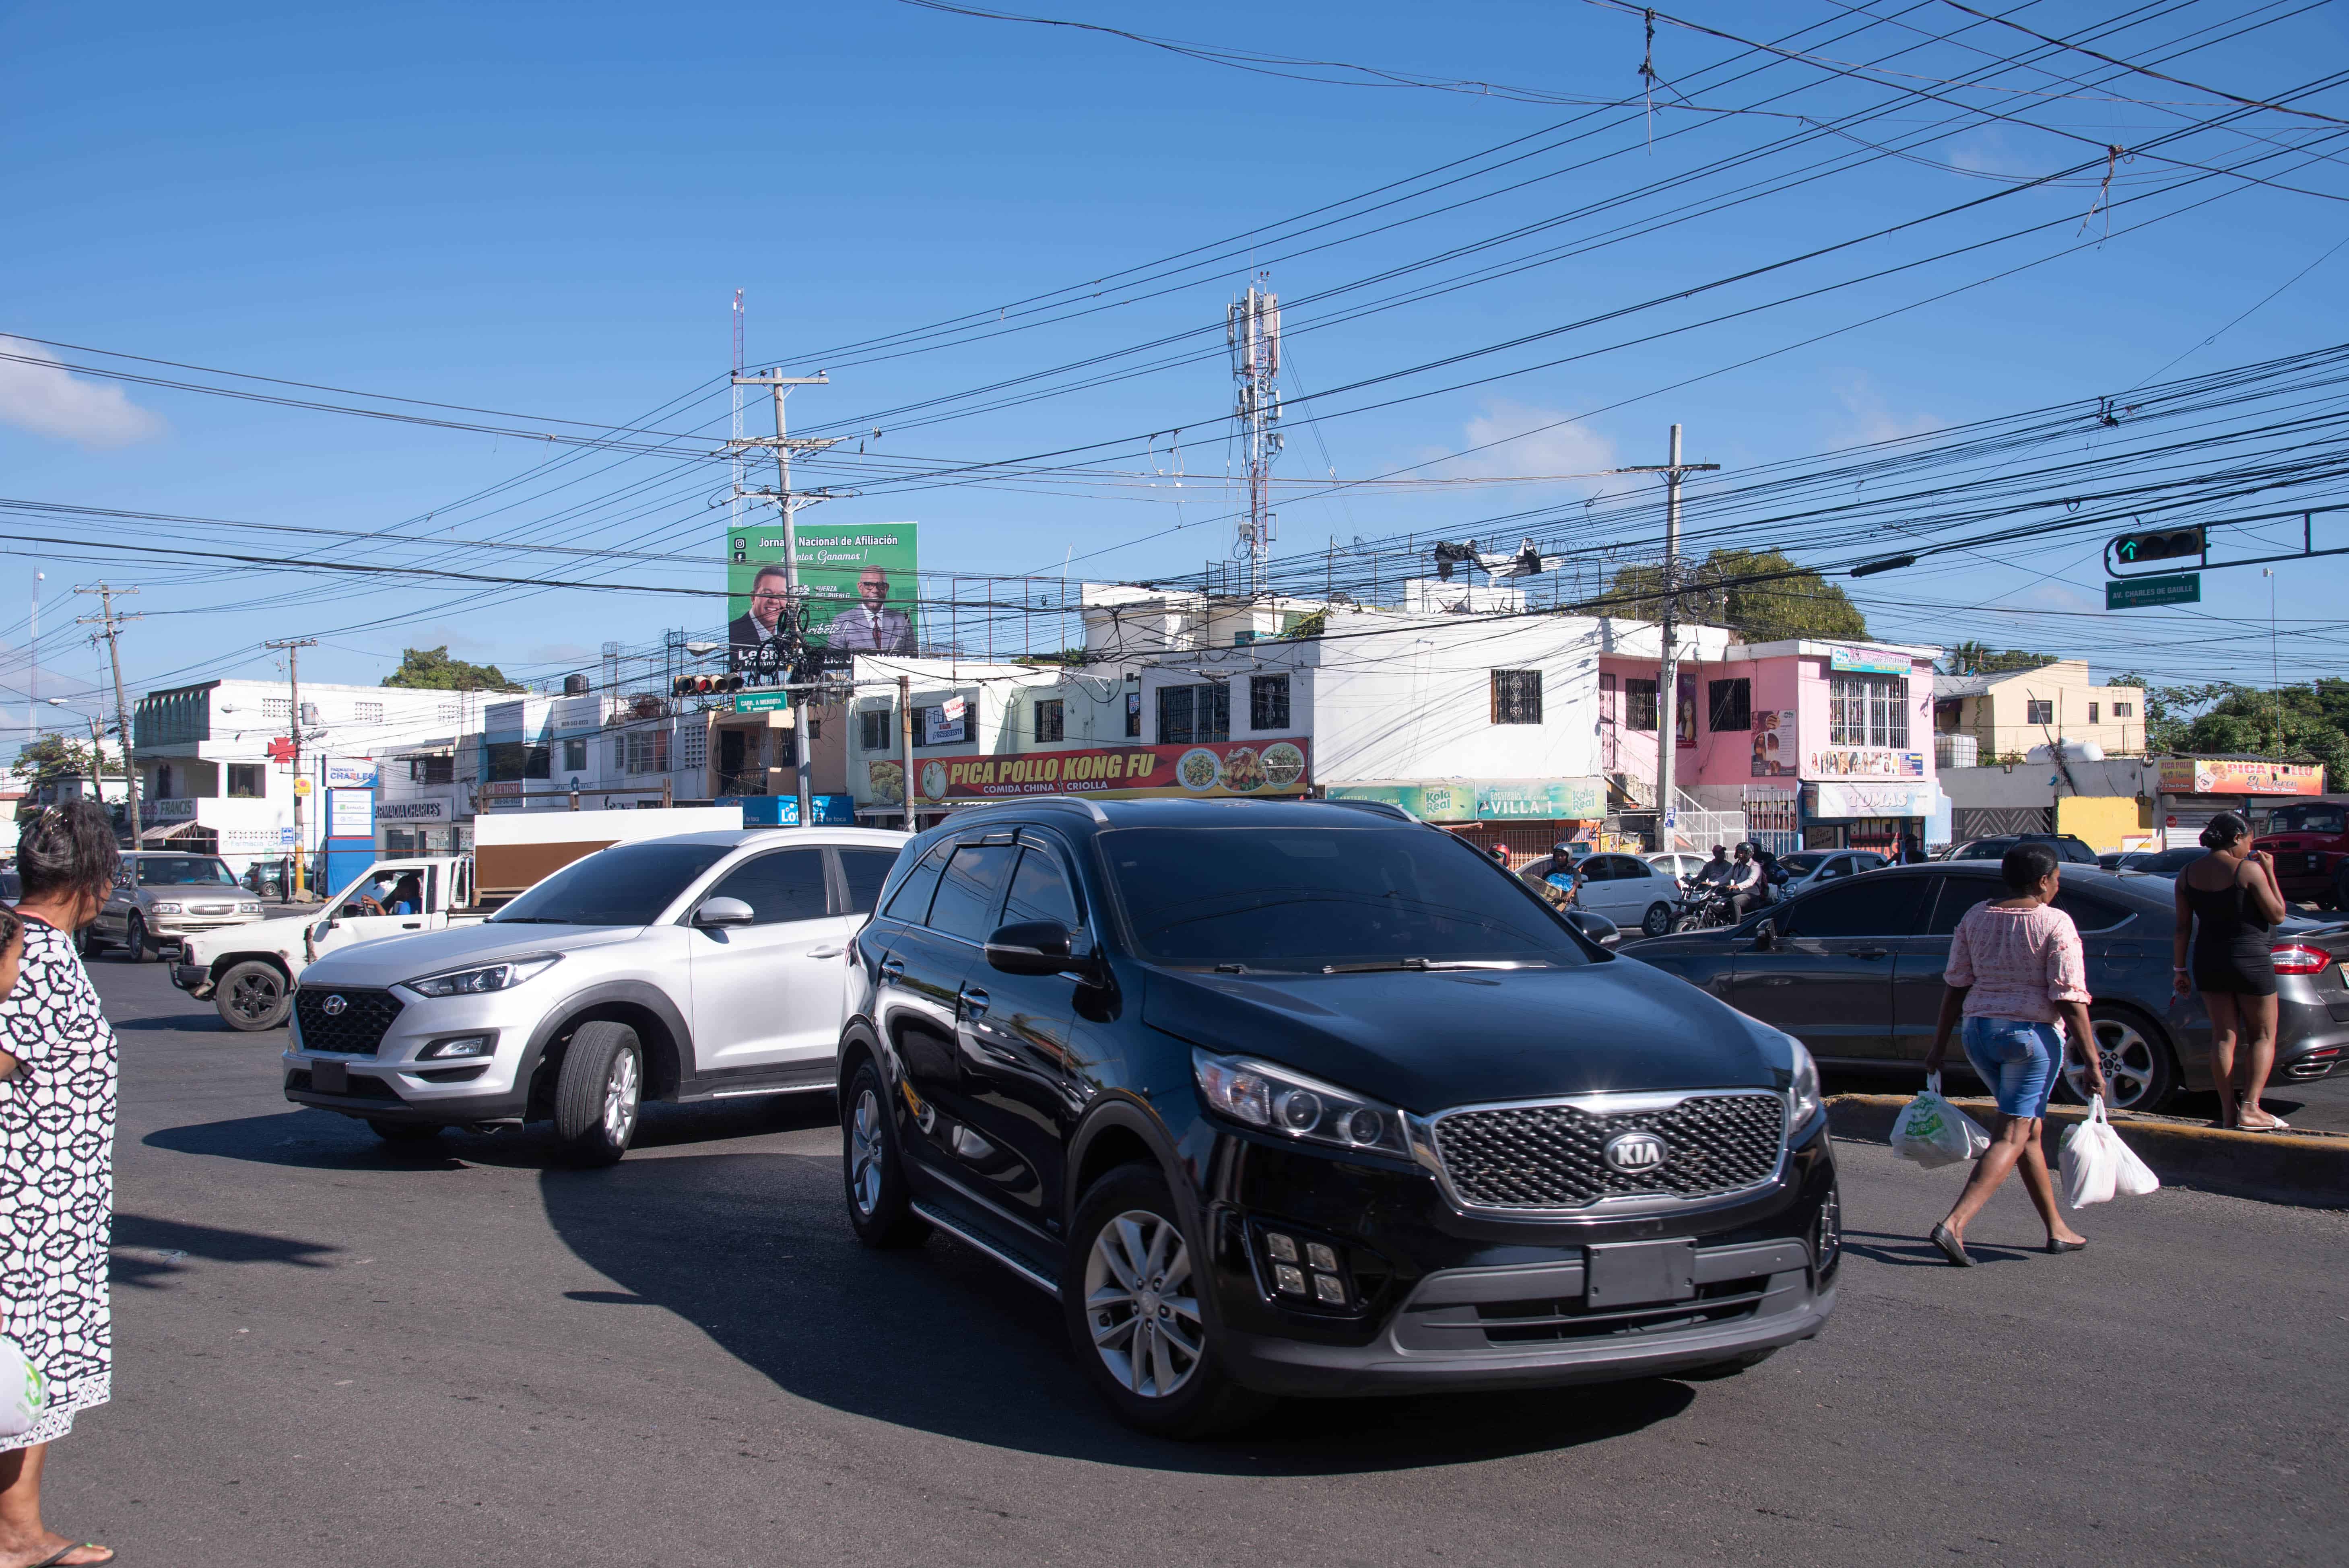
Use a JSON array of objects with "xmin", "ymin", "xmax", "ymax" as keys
[{"xmin": 1597, "ymin": 636, "xmax": 1941, "ymax": 855}]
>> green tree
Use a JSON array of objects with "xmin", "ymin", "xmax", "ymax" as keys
[
  {"xmin": 1944, "ymin": 641, "xmax": 2060, "ymax": 676},
  {"xmin": 380, "ymin": 645, "xmax": 522, "ymax": 692},
  {"xmin": 1602, "ymin": 548, "xmax": 1867, "ymax": 641},
  {"xmin": 12, "ymin": 733, "xmax": 108, "ymax": 790},
  {"xmin": 2111, "ymin": 674, "xmax": 2349, "ymax": 790}
]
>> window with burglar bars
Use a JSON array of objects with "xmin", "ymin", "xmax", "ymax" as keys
[
  {"xmin": 1125, "ymin": 692, "xmax": 1141, "ymax": 737},
  {"xmin": 859, "ymin": 707, "xmax": 892, "ymax": 751},
  {"xmin": 1034, "ymin": 699, "xmax": 1064, "ymax": 742},
  {"xmin": 612, "ymin": 729, "xmax": 670, "ymax": 776},
  {"xmin": 1708, "ymin": 678, "xmax": 1751, "ymax": 732},
  {"xmin": 1490, "ymin": 670, "xmax": 1543, "ymax": 725},
  {"xmin": 1250, "ymin": 674, "xmax": 1290, "ymax": 730},
  {"xmin": 1829, "ymin": 674, "xmax": 1910, "ymax": 749},
  {"xmin": 1158, "ymin": 683, "xmax": 1230, "ymax": 744},
  {"xmin": 2025, "ymin": 698, "xmax": 2054, "ymax": 724},
  {"xmin": 408, "ymin": 756, "xmax": 454, "ymax": 785},
  {"xmin": 1625, "ymin": 678, "xmax": 1658, "ymax": 732},
  {"xmin": 2112, "ymin": 701, "xmax": 2134, "ymax": 718}
]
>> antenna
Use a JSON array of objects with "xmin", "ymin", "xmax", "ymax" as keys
[{"xmin": 1227, "ymin": 272, "xmax": 1283, "ymax": 598}]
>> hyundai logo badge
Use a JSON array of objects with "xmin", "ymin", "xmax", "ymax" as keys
[
  {"xmin": 1604, "ymin": 1131, "xmax": 1668, "ymax": 1173},
  {"xmin": 322, "ymin": 994, "xmax": 349, "ymax": 1017}
]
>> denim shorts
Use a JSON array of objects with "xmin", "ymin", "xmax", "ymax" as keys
[{"xmin": 1961, "ymin": 1016, "xmax": 2064, "ymax": 1118}]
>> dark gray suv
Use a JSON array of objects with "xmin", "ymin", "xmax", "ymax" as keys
[{"xmin": 1624, "ymin": 863, "xmax": 2349, "ymax": 1113}]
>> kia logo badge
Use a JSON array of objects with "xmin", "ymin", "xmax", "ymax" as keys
[
  {"xmin": 1605, "ymin": 1131, "xmax": 1668, "ymax": 1173},
  {"xmin": 322, "ymin": 995, "xmax": 349, "ymax": 1017}
]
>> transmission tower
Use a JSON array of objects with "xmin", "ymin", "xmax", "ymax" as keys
[{"xmin": 1227, "ymin": 274, "xmax": 1283, "ymax": 598}]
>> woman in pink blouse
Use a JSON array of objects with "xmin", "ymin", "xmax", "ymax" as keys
[{"xmin": 1921, "ymin": 843, "xmax": 2108, "ymax": 1266}]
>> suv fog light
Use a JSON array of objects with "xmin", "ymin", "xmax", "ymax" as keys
[
  {"xmin": 1305, "ymin": 1242, "xmax": 1338, "ymax": 1272},
  {"xmin": 420, "ymin": 1033, "xmax": 495, "ymax": 1061},
  {"xmin": 1312, "ymin": 1273, "xmax": 1347, "ymax": 1306},
  {"xmin": 1272, "ymin": 1263, "xmax": 1308, "ymax": 1296},
  {"xmin": 1264, "ymin": 1232, "xmax": 1300, "ymax": 1264},
  {"xmin": 1253, "ymin": 1223, "xmax": 1357, "ymax": 1310}
]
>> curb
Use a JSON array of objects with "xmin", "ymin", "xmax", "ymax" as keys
[{"xmin": 1828, "ymin": 1094, "xmax": 2349, "ymax": 1211}]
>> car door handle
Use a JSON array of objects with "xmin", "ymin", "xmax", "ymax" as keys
[
  {"xmin": 401, "ymin": 922, "xmax": 422, "ymax": 929},
  {"xmin": 806, "ymin": 945, "xmax": 843, "ymax": 959},
  {"xmin": 879, "ymin": 957, "xmax": 905, "ymax": 982},
  {"xmin": 959, "ymin": 987, "xmax": 990, "ymax": 1019},
  {"xmin": 1850, "ymin": 948, "xmax": 1890, "ymax": 960}
]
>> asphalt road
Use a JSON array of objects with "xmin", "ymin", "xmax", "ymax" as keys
[{"xmin": 41, "ymin": 955, "xmax": 2349, "ymax": 1567}]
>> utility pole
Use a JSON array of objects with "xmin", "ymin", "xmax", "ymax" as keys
[
  {"xmin": 74, "ymin": 584, "xmax": 142, "ymax": 846},
  {"xmin": 266, "ymin": 639, "xmax": 318, "ymax": 899},
  {"xmin": 730, "ymin": 369, "xmax": 841, "ymax": 829},
  {"xmin": 2264, "ymin": 567, "xmax": 2281, "ymax": 751},
  {"xmin": 899, "ymin": 672, "xmax": 917, "ymax": 834},
  {"xmin": 26, "ymin": 571, "xmax": 41, "ymax": 743},
  {"xmin": 1613, "ymin": 427, "xmax": 1719, "ymax": 849},
  {"xmin": 1228, "ymin": 275, "xmax": 1283, "ymax": 599}
]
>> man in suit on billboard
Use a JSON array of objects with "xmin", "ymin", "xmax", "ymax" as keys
[
  {"xmin": 827, "ymin": 565, "xmax": 914, "ymax": 654},
  {"xmin": 730, "ymin": 565, "xmax": 792, "ymax": 668}
]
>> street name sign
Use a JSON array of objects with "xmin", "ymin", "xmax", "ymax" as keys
[
  {"xmin": 734, "ymin": 691, "xmax": 790, "ymax": 713},
  {"xmin": 2106, "ymin": 573, "xmax": 2200, "ymax": 610}
]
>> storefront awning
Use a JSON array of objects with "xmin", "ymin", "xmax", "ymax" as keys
[{"xmin": 138, "ymin": 819, "xmax": 209, "ymax": 843}]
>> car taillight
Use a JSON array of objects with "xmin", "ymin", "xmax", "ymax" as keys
[{"xmin": 2271, "ymin": 944, "xmax": 2330, "ymax": 976}]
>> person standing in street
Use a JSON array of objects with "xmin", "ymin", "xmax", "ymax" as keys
[
  {"xmin": 2174, "ymin": 812, "xmax": 2290, "ymax": 1130},
  {"xmin": 1923, "ymin": 842, "xmax": 2107, "ymax": 1266},
  {"xmin": 0, "ymin": 802, "xmax": 122, "ymax": 1568}
]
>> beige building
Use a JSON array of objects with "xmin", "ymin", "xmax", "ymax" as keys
[{"xmin": 1933, "ymin": 661, "xmax": 2145, "ymax": 761}]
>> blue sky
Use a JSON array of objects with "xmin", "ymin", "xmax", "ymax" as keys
[{"xmin": 7, "ymin": 0, "xmax": 2349, "ymax": 727}]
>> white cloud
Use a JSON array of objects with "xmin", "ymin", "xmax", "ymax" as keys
[
  {"xmin": 0, "ymin": 337, "xmax": 165, "ymax": 447},
  {"xmin": 1419, "ymin": 400, "xmax": 1617, "ymax": 492},
  {"xmin": 1833, "ymin": 375, "xmax": 1942, "ymax": 448}
]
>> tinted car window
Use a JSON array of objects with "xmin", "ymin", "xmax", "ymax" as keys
[
  {"xmin": 839, "ymin": 848, "xmax": 898, "ymax": 915},
  {"xmin": 1103, "ymin": 825, "xmax": 1592, "ymax": 971},
  {"xmin": 705, "ymin": 848, "xmax": 829, "ymax": 925},
  {"xmin": 490, "ymin": 842, "xmax": 732, "ymax": 927},
  {"xmin": 1780, "ymin": 852, "xmax": 1829, "ymax": 876},
  {"xmin": 1923, "ymin": 876, "xmax": 1995, "ymax": 935},
  {"xmin": 2050, "ymin": 887, "xmax": 2134, "ymax": 933},
  {"xmin": 1001, "ymin": 845, "xmax": 1080, "ymax": 929},
  {"xmin": 1779, "ymin": 877, "xmax": 1927, "ymax": 939},
  {"xmin": 928, "ymin": 843, "xmax": 1019, "ymax": 942},
  {"xmin": 882, "ymin": 842, "xmax": 953, "ymax": 924}
]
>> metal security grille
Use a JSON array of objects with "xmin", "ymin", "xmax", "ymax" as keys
[
  {"xmin": 1490, "ymin": 669, "xmax": 1543, "ymax": 725},
  {"xmin": 293, "ymin": 988, "xmax": 404, "ymax": 1057},
  {"xmin": 1431, "ymin": 1094, "xmax": 1785, "ymax": 1210}
]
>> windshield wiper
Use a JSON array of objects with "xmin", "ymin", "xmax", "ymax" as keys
[{"xmin": 1320, "ymin": 958, "xmax": 1553, "ymax": 974}]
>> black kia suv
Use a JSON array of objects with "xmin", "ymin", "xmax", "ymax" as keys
[{"xmin": 836, "ymin": 796, "xmax": 1838, "ymax": 1436}]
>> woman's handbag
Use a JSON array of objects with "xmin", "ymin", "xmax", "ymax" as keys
[{"xmin": 0, "ymin": 1336, "xmax": 47, "ymax": 1438}]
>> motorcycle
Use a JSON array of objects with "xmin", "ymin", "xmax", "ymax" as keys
[{"xmin": 1669, "ymin": 876, "xmax": 1743, "ymax": 932}]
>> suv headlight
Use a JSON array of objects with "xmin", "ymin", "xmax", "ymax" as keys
[
  {"xmin": 1192, "ymin": 1049, "xmax": 1411, "ymax": 1158},
  {"xmin": 403, "ymin": 955, "xmax": 562, "ymax": 997},
  {"xmin": 1787, "ymin": 1039, "xmax": 1824, "ymax": 1130},
  {"xmin": 150, "ymin": 901, "xmax": 183, "ymax": 915}
]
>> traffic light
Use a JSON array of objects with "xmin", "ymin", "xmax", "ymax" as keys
[{"xmin": 2113, "ymin": 525, "xmax": 2204, "ymax": 565}]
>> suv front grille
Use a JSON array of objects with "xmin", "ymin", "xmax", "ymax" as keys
[
  {"xmin": 1430, "ymin": 1092, "xmax": 1785, "ymax": 1211},
  {"xmin": 293, "ymin": 987, "xmax": 404, "ymax": 1057}
]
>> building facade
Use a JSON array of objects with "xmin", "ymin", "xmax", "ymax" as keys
[{"xmin": 1933, "ymin": 660, "xmax": 2146, "ymax": 761}]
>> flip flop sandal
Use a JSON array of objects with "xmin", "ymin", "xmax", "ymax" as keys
[
  {"xmin": 31, "ymin": 1546, "xmax": 115, "ymax": 1568},
  {"xmin": 2241, "ymin": 1117, "xmax": 2292, "ymax": 1133}
]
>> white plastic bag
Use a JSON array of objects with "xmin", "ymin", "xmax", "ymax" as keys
[
  {"xmin": 2060, "ymin": 1095, "xmax": 2127, "ymax": 1208},
  {"xmin": 1891, "ymin": 1072, "xmax": 1992, "ymax": 1169},
  {"xmin": 2111, "ymin": 1119, "xmax": 2161, "ymax": 1198},
  {"xmin": 0, "ymin": 1335, "xmax": 45, "ymax": 1439}
]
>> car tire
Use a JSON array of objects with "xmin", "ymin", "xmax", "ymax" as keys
[
  {"xmin": 216, "ymin": 960, "xmax": 291, "ymax": 1031},
  {"xmin": 2059, "ymin": 1005, "xmax": 2178, "ymax": 1114},
  {"xmin": 126, "ymin": 912, "xmax": 156, "ymax": 963},
  {"xmin": 553, "ymin": 1020, "xmax": 643, "ymax": 1166},
  {"xmin": 1680, "ymin": 1347, "xmax": 1778, "ymax": 1380},
  {"xmin": 1642, "ymin": 902, "xmax": 1673, "ymax": 938},
  {"xmin": 367, "ymin": 1120, "xmax": 444, "ymax": 1146},
  {"xmin": 841, "ymin": 1058, "xmax": 930, "ymax": 1249},
  {"xmin": 1061, "ymin": 1163, "xmax": 1271, "ymax": 1440}
]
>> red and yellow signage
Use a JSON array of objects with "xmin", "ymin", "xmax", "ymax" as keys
[
  {"xmin": 868, "ymin": 738, "xmax": 1310, "ymax": 806},
  {"xmin": 2157, "ymin": 757, "xmax": 2324, "ymax": 796}
]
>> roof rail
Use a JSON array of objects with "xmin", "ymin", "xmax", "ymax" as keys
[{"xmin": 953, "ymin": 794, "xmax": 1113, "ymax": 825}]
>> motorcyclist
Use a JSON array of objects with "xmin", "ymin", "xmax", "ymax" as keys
[
  {"xmin": 1725, "ymin": 842, "xmax": 1766, "ymax": 921},
  {"xmin": 1693, "ymin": 845, "xmax": 1734, "ymax": 889}
]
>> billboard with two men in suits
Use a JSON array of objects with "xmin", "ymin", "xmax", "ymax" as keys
[{"xmin": 729, "ymin": 521, "xmax": 919, "ymax": 678}]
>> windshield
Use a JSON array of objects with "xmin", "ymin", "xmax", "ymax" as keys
[
  {"xmin": 2263, "ymin": 805, "xmax": 2347, "ymax": 835},
  {"xmin": 488, "ymin": 842, "xmax": 732, "ymax": 926},
  {"xmin": 1100, "ymin": 825, "xmax": 1592, "ymax": 971},
  {"xmin": 1780, "ymin": 852, "xmax": 1829, "ymax": 874},
  {"xmin": 135, "ymin": 856, "xmax": 238, "ymax": 887}
]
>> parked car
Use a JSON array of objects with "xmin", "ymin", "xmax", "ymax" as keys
[
  {"xmin": 282, "ymin": 826, "xmax": 906, "ymax": 1158},
  {"xmin": 1945, "ymin": 833, "xmax": 2099, "ymax": 865},
  {"xmin": 244, "ymin": 858, "xmax": 291, "ymax": 899},
  {"xmin": 1646, "ymin": 851, "xmax": 1711, "ymax": 882},
  {"xmin": 1775, "ymin": 849, "xmax": 1888, "ymax": 896},
  {"xmin": 85, "ymin": 851, "xmax": 265, "ymax": 961},
  {"xmin": 838, "ymin": 796, "xmax": 1837, "ymax": 1437},
  {"xmin": 1625, "ymin": 863, "xmax": 2349, "ymax": 1112},
  {"xmin": 2099, "ymin": 846, "xmax": 2201, "ymax": 876},
  {"xmin": 2252, "ymin": 797, "xmax": 2349, "ymax": 907},
  {"xmin": 1560, "ymin": 851, "xmax": 1682, "ymax": 938}
]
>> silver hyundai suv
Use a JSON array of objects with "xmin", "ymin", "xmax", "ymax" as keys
[{"xmin": 283, "ymin": 827, "xmax": 907, "ymax": 1162}]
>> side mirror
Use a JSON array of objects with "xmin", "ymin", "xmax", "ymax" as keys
[
  {"xmin": 693, "ymin": 896, "xmax": 756, "ymax": 928},
  {"xmin": 986, "ymin": 919, "xmax": 1075, "ymax": 976},
  {"xmin": 1753, "ymin": 919, "xmax": 1778, "ymax": 952}
]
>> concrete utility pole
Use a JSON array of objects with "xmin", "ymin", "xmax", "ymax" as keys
[
  {"xmin": 74, "ymin": 583, "xmax": 142, "ymax": 846},
  {"xmin": 730, "ymin": 369, "xmax": 840, "ymax": 828},
  {"xmin": 266, "ymin": 639, "xmax": 318, "ymax": 899},
  {"xmin": 1613, "ymin": 428, "xmax": 1719, "ymax": 849},
  {"xmin": 898, "ymin": 672, "xmax": 916, "ymax": 834}
]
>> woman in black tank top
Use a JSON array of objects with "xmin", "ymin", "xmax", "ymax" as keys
[{"xmin": 2172, "ymin": 812, "xmax": 2290, "ymax": 1130}]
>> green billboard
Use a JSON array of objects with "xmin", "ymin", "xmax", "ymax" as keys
[{"xmin": 729, "ymin": 521, "xmax": 920, "ymax": 675}]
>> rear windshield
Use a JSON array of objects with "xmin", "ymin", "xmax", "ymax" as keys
[
  {"xmin": 1099, "ymin": 825, "xmax": 1591, "ymax": 971},
  {"xmin": 488, "ymin": 842, "xmax": 732, "ymax": 926},
  {"xmin": 2262, "ymin": 805, "xmax": 2347, "ymax": 835}
]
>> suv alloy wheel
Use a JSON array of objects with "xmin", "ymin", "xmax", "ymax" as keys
[
  {"xmin": 1061, "ymin": 1164, "xmax": 1268, "ymax": 1438},
  {"xmin": 841, "ymin": 1058, "xmax": 929, "ymax": 1248},
  {"xmin": 553, "ymin": 1020, "xmax": 643, "ymax": 1165}
]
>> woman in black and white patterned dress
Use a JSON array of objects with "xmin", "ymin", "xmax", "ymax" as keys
[{"xmin": 0, "ymin": 802, "xmax": 121, "ymax": 1568}]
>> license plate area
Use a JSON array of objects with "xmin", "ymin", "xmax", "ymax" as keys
[
  {"xmin": 311, "ymin": 1058, "xmax": 349, "ymax": 1094},
  {"xmin": 1585, "ymin": 1239, "xmax": 1696, "ymax": 1308}
]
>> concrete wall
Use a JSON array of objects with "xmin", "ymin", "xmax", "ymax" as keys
[{"xmin": 2057, "ymin": 794, "xmax": 2152, "ymax": 851}]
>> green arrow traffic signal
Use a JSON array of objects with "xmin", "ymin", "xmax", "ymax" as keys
[{"xmin": 2113, "ymin": 525, "xmax": 2203, "ymax": 565}]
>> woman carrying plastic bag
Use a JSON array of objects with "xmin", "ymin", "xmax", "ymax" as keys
[
  {"xmin": 1920, "ymin": 843, "xmax": 2108, "ymax": 1266},
  {"xmin": 1891, "ymin": 1071, "xmax": 1991, "ymax": 1169},
  {"xmin": 2060, "ymin": 1095, "xmax": 2162, "ymax": 1208}
]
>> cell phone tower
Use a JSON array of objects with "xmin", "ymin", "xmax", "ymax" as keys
[
  {"xmin": 1227, "ymin": 273, "xmax": 1283, "ymax": 598},
  {"xmin": 728, "ymin": 289, "xmax": 745, "ymax": 542}
]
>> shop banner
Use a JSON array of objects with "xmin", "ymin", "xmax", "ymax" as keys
[
  {"xmin": 1811, "ymin": 781, "xmax": 1935, "ymax": 818},
  {"xmin": 1750, "ymin": 710, "xmax": 1796, "ymax": 776},
  {"xmin": 2157, "ymin": 756, "xmax": 2323, "ymax": 796},
  {"xmin": 377, "ymin": 799, "xmax": 448, "ymax": 822},
  {"xmin": 868, "ymin": 738, "xmax": 1310, "ymax": 806},
  {"xmin": 328, "ymin": 787, "xmax": 375, "ymax": 839},
  {"xmin": 1828, "ymin": 648, "xmax": 1912, "ymax": 675},
  {"xmin": 1806, "ymin": 746, "xmax": 1925, "ymax": 779},
  {"xmin": 1326, "ymin": 778, "xmax": 1604, "ymax": 822},
  {"xmin": 324, "ymin": 758, "xmax": 378, "ymax": 789}
]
